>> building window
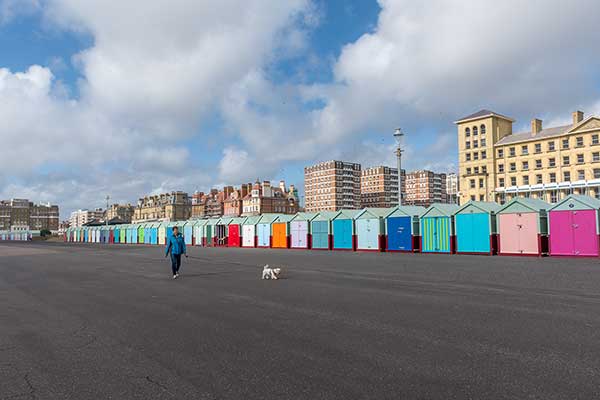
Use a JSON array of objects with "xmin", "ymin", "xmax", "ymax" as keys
[
  {"xmin": 465, "ymin": 127, "xmax": 470, "ymax": 137},
  {"xmin": 470, "ymin": 179, "xmax": 475, "ymax": 189},
  {"xmin": 465, "ymin": 141, "xmax": 471, "ymax": 149},
  {"xmin": 499, "ymin": 178, "xmax": 505, "ymax": 187},
  {"xmin": 536, "ymin": 174, "xmax": 543, "ymax": 184},
  {"xmin": 563, "ymin": 171, "xmax": 570, "ymax": 181},
  {"xmin": 498, "ymin": 164, "xmax": 504, "ymax": 173},
  {"xmin": 522, "ymin": 161, "xmax": 529, "ymax": 170},
  {"xmin": 521, "ymin": 145, "xmax": 528, "ymax": 155},
  {"xmin": 474, "ymin": 166, "xmax": 479, "ymax": 174},
  {"xmin": 534, "ymin": 143, "xmax": 542, "ymax": 153},
  {"xmin": 577, "ymin": 154, "xmax": 584, "ymax": 164},
  {"xmin": 562, "ymin": 138, "xmax": 569, "ymax": 149},
  {"xmin": 498, "ymin": 149, "xmax": 504, "ymax": 158},
  {"xmin": 466, "ymin": 167, "xmax": 472, "ymax": 175},
  {"xmin": 595, "ymin": 169, "xmax": 600, "ymax": 179},
  {"xmin": 549, "ymin": 173, "xmax": 556, "ymax": 183},
  {"xmin": 510, "ymin": 177, "xmax": 517, "ymax": 186},
  {"xmin": 480, "ymin": 124, "xmax": 486, "ymax": 135},
  {"xmin": 523, "ymin": 176, "xmax": 529, "ymax": 185},
  {"xmin": 563, "ymin": 156, "xmax": 570, "ymax": 166},
  {"xmin": 473, "ymin": 126, "xmax": 478, "ymax": 136},
  {"xmin": 576, "ymin": 137, "xmax": 584, "ymax": 147},
  {"xmin": 593, "ymin": 152, "xmax": 600, "ymax": 162},
  {"xmin": 479, "ymin": 179, "xmax": 484, "ymax": 188},
  {"xmin": 548, "ymin": 158, "xmax": 556, "ymax": 167},
  {"xmin": 578, "ymin": 170, "xmax": 585, "ymax": 180},
  {"xmin": 471, "ymin": 195, "xmax": 476, "ymax": 201},
  {"xmin": 466, "ymin": 153, "xmax": 471, "ymax": 161},
  {"xmin": 482, "ymin": 166, "xmax": 487, "ymax": 173},
  {"xmin": 548, "ymin": 141, "xmax": 555, "ymax": 151},
  {"xmin": 473, "ymin": 140, "xmax": 479, "ymax": 148},
  {"xmin": 473, "ymin": 152, "xmax": 479, "ymax": 160},
  {"xmin": 550, "ymin": 191, "xmax": 558, "ymax": 203},
  {"xmin": 592, "ymin": 134, "xmax": 599, "ymax": 145},
  {"xmin": 481, "ymin": 150, "xmax": 487, "ymax": 159},
  {"xmin": 509, "ymin": 162, "xmax": 516, "ymax": 172},
  {"xmin": 509, "ymin": 147, "xmax": 516, "ymax": 157},
  {"xmin": 535, "ymin": 159, "xmax": 542, "ymax": 169},
  {"xmin": 481, "ymin": 138, "xmax": 486, "ymax": 146}
]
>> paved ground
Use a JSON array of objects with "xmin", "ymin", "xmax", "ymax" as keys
[{"xmin": 1, "ymin": 242, "xmax": 599, "ymax": 399}]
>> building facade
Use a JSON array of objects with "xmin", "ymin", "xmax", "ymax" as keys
[
  {"xmin": 404, "ymin": 170, "xmax": 449, "ymax": 207},
  {"xmin": 223, "ymin": 184, "xmax": 250, "ymax": 217},
  {"xmin": 446, "ymin": 173, "xmax": 459, "ymax": 204},
  {"xmin": 304, "ymin": 160, "xmax": 361, "ymax": 212},
  {"xmin": 242, "ymin": 180, "xmax": 299, "ymax": 216},
  {"xmin": 132, "ymin": 191, "xmax": 191, "ymax": 223},
  {"xmin": 105, "ymin": 204, "xmax": 135, "ymax": 223},
  {"xmin": 360, "ymin": 166, "xmax": 404, "ymax": 208},
  {"xmin": 0, "ymin": 199, "xmax": 59, "ymax": 232},
  {"xmin": 70, "ymin": 209, "xmax": 105, "ymax": 228},
  {"xmin": 456, "ymin": 109, "xmax": 600, "ymax": 204}
]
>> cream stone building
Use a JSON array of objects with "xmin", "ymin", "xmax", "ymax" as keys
[{"xmin": 456, "ymin": 109, "xmax": 600, "ymax": 204}]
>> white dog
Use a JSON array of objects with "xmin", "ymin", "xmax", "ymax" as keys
[{"xmin": 262, "ymin": 264, "xmax": 281, "ymax": 280}]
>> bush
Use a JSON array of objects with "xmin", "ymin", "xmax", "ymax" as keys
[{"xmin": 40, "ymin": 229, "xmax": 52, "ymax": 237}]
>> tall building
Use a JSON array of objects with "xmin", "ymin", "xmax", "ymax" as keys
[
  {"xmin": 70, "ymin": 208, "xmax": 105, "ymax": 228},
  {"xmin": 456, "ymin": 109, "xmax": 600, "ymax": 204},
  {"xmin": 404, "ymin": 170, "xmax": 448, "ymax": 207},
  {"xmin": 304, "ymin": 160, "xmax": 361, "ymax": 212},
  {"xmin": 446, "ymin": 173, "xmax": 459, "ymax": 204},
  {"xmin": 0, "ymin": 199, "xmax": 59, "ymax": 232},
  {"xmin": 105, "ymin": 204, "xmax": 135, "ymax": 223},
  {"xmin": 242, "ymin": 180, "xmax": 299, "ymax": 216},
  {"xmin": 132, "ymin": 191, "xmax": 191, "ymax": 223},
  {"xmin": 360, "ymin": 166, "xmax": 404, "ymax": 208}
]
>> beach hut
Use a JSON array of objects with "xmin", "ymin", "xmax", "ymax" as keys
[
  {"xmin": 548, "ymin": 195, "xmax": 600, "ymax": 257},
  {"xmin": 332, "ymin": 210, "xmax": 362, "ymax": 251},
  {"xmin": 497, "ymin": 198, "xmax": 549, "ymax": 256},
  {"xmin": 136, "ymin": 224, "xmax": 145, "ymax": 244},
  {"xmin": 257, "ymin": 214, "xmax": 280, "ymax": 248},
  {"xmin": 158, "ymin": 223, "xmax": 167, "ymax": 245},
  {"xmin": 127, "ymin": 224, "xmax": 136, "ymax": 244},
  {"xmin": 242, "ymin": 215, "xmax": 262, "ymax": 248},
  {"xmin": 109, "ymin": 226, "xmax": 116, "ymax": 244},
  {"xmin": 355, "ymin": 208, "xmax": 392, "ymax": 251},
  {"xmin": 310, "ymin": 211, "xmax": 340, "ymax": 250},
  {"xmin": 113, "ymin": 226, "xmax": 121, "ymax": 244},
  {"xmin": 420, "ymin": 204, "xmax": 460, "ymax": 254},
  {"xmin": 385, "ymin": 206, "xmax": 426, "ymax": 252},
  {"xmin": 204, "ymin": 218, "xmax": 220, "ymax": 247},
  {"xmin": 272, "ymin": 214, "xmax": 295, "ymax": 249},
  {"xmin": 192, "ymin": 220, "xmax": 208, "ymax": 246},
  {"xmin": 227, "ymin": 217, "xmax": 248, "ymax": 248},
  {"xmin": 215, "ymin": 217, "xmax": 232, "ymax": 247},
  {"xmin": 149, "ymin": 222, "xmax": 160, "ymax": 245},
  {"xmin": 183, "ymin": 221, "xmax": 194, "ymax": 245},
  {"xmin": 454, "ymin": 201, "xmax": 501, "ymax": 255},
  {"xmin": 290, "ymin": 212, "xmax": 318, "ymax": 249}
]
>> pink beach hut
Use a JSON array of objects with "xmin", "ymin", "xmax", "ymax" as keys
[
  {"xmin": 548, "ymin": 195, "xmax": 600, "ymax": 257},
  {"xmin": 497, "ymin": 197, "xmax": 550, "ymax": 256}
]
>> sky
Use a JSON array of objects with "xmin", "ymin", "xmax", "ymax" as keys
[{"xmin": 1, "ymin": 0, "xmax": 600, "ymax": 218}]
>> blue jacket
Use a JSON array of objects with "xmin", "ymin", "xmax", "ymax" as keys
[{"xmin": 165, "ymin": 233, "xmax": 186, "ymax": 256}]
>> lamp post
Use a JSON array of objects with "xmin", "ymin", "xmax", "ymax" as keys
[
  {"xmin": 393, "ymin": 128, "xmax": 405, "ymax": 206},
  {"xmin": 105, "ymin": 195, "xmax": 110, "ymax": 227}
]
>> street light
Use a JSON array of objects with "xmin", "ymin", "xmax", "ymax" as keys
[
  {"xmin": 393, "ymin": 128, "xmax": 405, "ymax": 206},
  {"xmin": 105, "ymin": 195, "xmax": 110, "ymax": 227}
]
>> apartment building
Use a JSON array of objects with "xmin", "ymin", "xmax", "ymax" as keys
[
  {"xmin": 404, "ymin": 170, "xmax": 448, "ymax": 207},
  {"xmin": 242, "ymin": 180, "xmax": 299, "ymax": 216},
  {"xmin": 132, "ymin": 191, "xmax": 191, "ymax": 223},
  {"xmin": 0, "ymin": 199, "xmax": 60, "ymax": 231},
  {"xmin": 456, "ymin": 109, "xmax": 600, "ymax": 204},
  {"xmin": 223, "ymin": 184, "xmax": 250, "ymax": 217},
  {"xmin": 69, "ymin": 208, "xmax": 104, "ymax": 228},
  {"xmin": 105, "ymin": 203, "xmax": 135, "ymax": 223},
  {"xmin": 446, "ymin": 173, "xmax": 459, "ymax": 204},
  {"xmin": 360, "ymin": 166, "xmax": 404, "ymax": 208},
  {"xmin": 304, "ymin": 160, "xmax": 361, "ymax": 212}
]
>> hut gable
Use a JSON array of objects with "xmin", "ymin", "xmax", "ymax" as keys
[
  {"xmin": 549, "ymin": 194, "xmax": 600, "ymax": 212},
  {"xmin": 386, "ymin": 205, "xmax": 426, "ymax": 218},
  {"xmin": 455, "ymin": 201, "xmax": 500, "ymax": 215},
  {"xmin": 421, "ymin": 203, "xmax": 460, "ymax": 218},
  {"xmin": 497, "ymin": 198, "xmax": 550, "ymax": 214}
]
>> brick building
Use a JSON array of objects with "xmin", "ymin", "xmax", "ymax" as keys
[
  {"xmin": 360, "ymin": 166, "xmax": 405, "ymax": 208},
  {"xmin": 404, "ymin": 170, "xmax": 449, "ymax": 207},
  {"xmin": 0, "ymin": 199, "xmax": 59, "ymax": 232},
  {"xmin": 304, "ymin": 160, "xmax": 361, "ymax": 212},
  {"xmin": 242, "ymin": 180, "xmax": 299, "ymax": 216}
]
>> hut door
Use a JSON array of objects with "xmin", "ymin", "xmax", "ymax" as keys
[
  {"xmin": 516, "ymin": 213, "xmax": 538, "ymax": 254},
  {"xmin": 572, "ymin": 210, "xmax": 599, "ymax": 256}
]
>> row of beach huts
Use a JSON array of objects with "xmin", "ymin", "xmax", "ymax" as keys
[{"xmin": 62, "ymin": 195, "xmax": 600, "ymax": 257}]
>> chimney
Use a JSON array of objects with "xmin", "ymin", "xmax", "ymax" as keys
[
  {"xmin": 572, "ymin": 111, "xmax": 584, "ymax": 125},
  {"xmin": 531, "ymin": 118, "xmax": 542, "ymax": 136}
]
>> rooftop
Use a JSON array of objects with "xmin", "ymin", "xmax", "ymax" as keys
[
  {"xmin": 455, "ymin": 109, "xmax": 515, "ymax": 124},
  {"xmin": 496, "ymin": 124, "xmax": 572, "ymax": 146}
]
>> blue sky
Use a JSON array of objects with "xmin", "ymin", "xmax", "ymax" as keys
[{"xmin": 1, "ymin": 0, "xmax": 600, "ymax": 217}]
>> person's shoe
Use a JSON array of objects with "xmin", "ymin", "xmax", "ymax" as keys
[{"xmin": 173, "ymin": 274, "xmax": 178, "ymax": 279}]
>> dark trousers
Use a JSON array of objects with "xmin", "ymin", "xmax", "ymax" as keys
[{"xmin": 170, "ymin": 253, "xmax": 182, "ymax": 275}]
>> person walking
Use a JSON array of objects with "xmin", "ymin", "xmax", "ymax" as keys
[{"xmin": 165, "ymin": 226, "xmax": 187, "ymax": 279}]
